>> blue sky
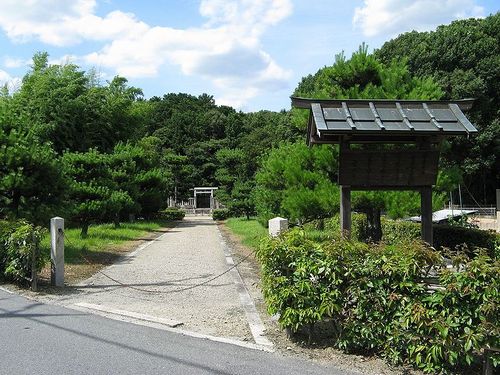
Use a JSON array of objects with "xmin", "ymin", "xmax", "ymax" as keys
[{"xmin": 0, "ymin": 0, "xmax": 498, "ymax": 112}]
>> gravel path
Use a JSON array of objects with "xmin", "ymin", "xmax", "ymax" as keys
[{"xmin": 38, "ymin": 216, "xmax": 254, "ymax": 341}]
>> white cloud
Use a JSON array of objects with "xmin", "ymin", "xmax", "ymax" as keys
[
  {"xmin": 0, "ymin": 0, "xmax": 293, "ymax": 108},
  {"xmin": 3, "ymin": 57, "xmax": 29, "ymax": 68},
  {"xmin": 353, "ymin": 0, "xmax": 485, "ymax": 37},
  {"xmin": 0, "ymin": 69, "xmax": 21, "ymax": 92}
]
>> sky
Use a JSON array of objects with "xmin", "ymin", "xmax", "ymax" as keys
[{"xmin": 0, "ymin": 0, "xmax": 498, "ymax": 112}]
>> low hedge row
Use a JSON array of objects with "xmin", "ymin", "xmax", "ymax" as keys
[
  {"xmin": 156, "ymin": 208, "xmax": 185, "ymax": 221},
  {"xmin": 257, "ymin": 229, "xmax": 499, "ymax": 373},
  {"xmin": 212, "ymin": 209, "xmax": 230, "ymax": 221},
  {"xmin": 321, "ymin": 215, "xmax": 499, "ymax": 259},
  {"xmin": 0, "ymin": 220, "xmax": 46, "ymax": 284}
]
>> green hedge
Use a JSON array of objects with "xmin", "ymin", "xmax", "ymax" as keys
[
  {"xmin": 157, "ymin": 208, "xmax": 185, "ymax": 221},
  {"xmin": 433, "ymin": 225, "xmax": 499, "ymax": 258},
  {"xmin": 0, "ymin": 220, "xmax": 46, "ymax": 284},
  {"xmin": 212, "ymin": 209, "xmax": 230, "ymax": 221},
  {"xmin": 257, "ymin": 229, "xmax": 499, "ymax": 373},
  {"xmin": 324, "ymin": 215, "xmax": 499, "ymax": 258}
]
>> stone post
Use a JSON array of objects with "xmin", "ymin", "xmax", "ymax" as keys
[
  {"xmin": 50, "ymin": 217, "xmax": 65, "ymax": 287},
  {"xmin": 268, "ymin": 217, "xmax": 288, "ymax": 237}
]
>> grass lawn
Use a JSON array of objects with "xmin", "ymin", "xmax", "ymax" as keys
[
  {"xmin": 225, "ymin": 217, "xmax": 268, "ymax": 250},
  {"xmin": 38, "ymin": 220, "xmax": 175, "ymax": 284}
]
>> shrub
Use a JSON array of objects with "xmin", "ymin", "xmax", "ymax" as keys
[
  {"xmin": 381, "ymin": 218, "xmax": 421, "ymax": 245},
  {"xmin": 433, "ymin": 225, "xmax": 499, "ymax": 258},
  {"xmin": 157, "ymin": 208, "xmax": 185, "ymax": 221},
  {"xmin": 257, "ymin": 229, "xmax": 499, "ymax": 373},
  {"xmin": 379, "ymin": 218, "xmax": 499, "ymax": 259},
  {"xmin": 0, "ymin": 220, "xmax": 47, "ymax": 284},
  {"xmin": 323, "ymin": 213, "xmax": 372, "ymax": 242},
  {"xmin": 212, "ymin": 209, "xmax": 230, "ymax": 221},
  {"xmin": 257, "ymin": 228, "xmax": 348, "ymax": 333}
]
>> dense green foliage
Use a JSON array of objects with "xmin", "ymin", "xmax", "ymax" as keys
[
  {"xmin": 0, "ymin": 53, "xmax": 299, "ymax": 238},
  {"xmin": 157, "ymin": 208, "xmax": 185, "ymax": 221},
  {"xmin": 257, "ymin": 229, "xmax": 499, "ymax": 373},
  {"xmin": 254, "ymin": 142, "xmax": 339, "ymax": 226},
  {"xmin": 322, "ymin": 215, "xmax": 499, "ymax": 258},
  {"xmin": 0, "ymin": 95, "xmax": 66, "ymax": 223},
  {"xmin": 255, "ymin": 46, "xmax": 446, "ymax": 229},
  {"xmin": 375, "ymin": 13, "xmax": 500, "ymax": 204},
  {"xmin": 0, "ymin": 220, "xmax": 46, "ymax": 283},
  {"xmin": 212, "ymin": 209, "xmax": 230, "ymax": 221}
]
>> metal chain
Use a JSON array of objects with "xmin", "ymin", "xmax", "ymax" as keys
[{"xmin": 62, "ymin": 230, "xmax": 253, "ymax": 294}]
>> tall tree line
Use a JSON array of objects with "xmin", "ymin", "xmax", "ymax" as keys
[{"xmin": 0, "ymin": 52, "xmax": 298, "ymax": 232}]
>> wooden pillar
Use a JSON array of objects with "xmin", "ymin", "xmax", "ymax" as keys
[
  {"xmin": 420, "ymin": 186, "xmax": 433, "ymax": 245},
  {"xmin": 340, "ymin": 185, "xmax": 351, "ymax": 238}
]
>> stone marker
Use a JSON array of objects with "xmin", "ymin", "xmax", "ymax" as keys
[
  {"xmin": 50, "ymin": 217, "xmax": 64, "ymax": 287},
  {"xmin": 269, "ymin": 217, "xmax": 288, "ymax": 237}
]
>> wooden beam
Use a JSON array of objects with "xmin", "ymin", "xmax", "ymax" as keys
[
  {"xmin": 421, "ymin": 186, "xmax": 433, "ymax": 246},
  {"xmin": 340, "ymin": 185, "xmax": 351, "ymax": 239}
]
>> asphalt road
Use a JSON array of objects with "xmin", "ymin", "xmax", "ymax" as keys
[{"xmin": 0, "ymin": 289, "xmax": 357, "ymax": 375}]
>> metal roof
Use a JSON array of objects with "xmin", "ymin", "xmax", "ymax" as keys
[
  {"xmin": 407, "ymin": 209, "xmax": 477, "ymax": 223},
  {"xmin": 291, "ymin": 97, "xmax": 478, "ymax": 144}
]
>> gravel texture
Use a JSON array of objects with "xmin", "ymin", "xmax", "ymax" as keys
[{"xmin": 36, "ymin": 216, "xmax": 253, "ymax": 341}]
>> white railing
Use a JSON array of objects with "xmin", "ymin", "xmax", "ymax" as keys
[{"xmin": 447, "ymin": 204, "xmax": 496, "ymax": 217}]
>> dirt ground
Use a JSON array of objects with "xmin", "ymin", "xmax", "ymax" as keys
[
  {"xmin": 37, "ymin": 227, "xmax": 172, "ymax": 286},
  {"xmin": 218, "ymin": 223, "xmax": 423, "ymax": 375}
]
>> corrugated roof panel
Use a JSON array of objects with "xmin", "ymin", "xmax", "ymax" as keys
[
  {"xmin": 428, "ymin": 108, "xmax": 456, "ymax": 121},
  {"xmin": 351, "ymin": 108, "xmax": 373, "ymax": 121},
  {"xmin": 404, "ymin": 108, "xmax": 431, "ymax": 121},
  {"xmin": 411, "ymin": 122, "xmax": 441, "ymax": 132},
  {"xmin": 440, "ymin": 122, "xmax": 467, "ymax": 132},
  {"xmin": 291, "ymin": 97, "xmax": 478, "ymax": 143},
  {"xmin": 326, "ymin": 121, "xmax": 351, "ymax": 131},
  {"xmin": 354, "ymin": 121, "xmax": 380, "ymax": 131},
  {"xmin": 323, "ymin": 108, "xmax": 345, "ymax": 121},
  {"xmin": 383, "ymin": 121, "xmax": 412, "ymax": 131},
  {"xmin": 377, "ymin": 108, "xmax": 402, "ymax": 121}
]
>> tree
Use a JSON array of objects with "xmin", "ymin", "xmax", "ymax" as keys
[
  {"xmin": 63, "ymin": 149, "xmax": 133, "ymax": 237},
  {"xmin": 215, "ymin": 148, "xmax": 255, "ymax": 218},
  {"xmin": 0, "ymin": 95, "xmax": 66, "ymax": 224},
  {"xmin": 257, "ymin": 45, "xmax": 446, "ymax": 236},
  {"xmin": 375, "ymin": 14, "xmax": 500, "ymax": 204},
  {"xmin": 254, "ymin": 142, "xmax": 339, "ymax": 225},
  {"xmin": 12, "ymin": 53, "xmax": 143, "ymax": 154}
]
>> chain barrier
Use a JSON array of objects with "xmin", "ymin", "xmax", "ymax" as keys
[{"xmin": 62, "ymin": 230, "xmax": 253, "ymax": 294}]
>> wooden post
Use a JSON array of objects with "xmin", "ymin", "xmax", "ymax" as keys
[
  {"xmin": 31, "ymin": 232, "xmax": 38, "ymax": 292},
  {"xmin": 340, "ymin": 185, "xmax": 351, "ymax": 238},
  {"xmin": 420, "ymin": 186, "xmax": 433, "ymax": 245},
  {"xmin": 496, "ymin": 189, "xmax": 500, "ymax": 234}
]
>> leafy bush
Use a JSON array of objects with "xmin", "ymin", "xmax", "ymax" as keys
[
  {"xmin": 257, "ymin": 229, "xmax": 499, "ymax": 373},
  {"xmin": 212, "ymin": 209, "xmax": 230, "ymax": 221},
  {"xmin": 433, "ymin": 225, "xmax": 499, "ymax": 259},
  {"xmin": 157, "ymin": 208, "xmax": 185, "ymax": 221},
  {"xmin": 0, "ymin": 220, "xmax": 47, "ymax": 283},
  {"xmin": 381, "ymin": 218, "xmax": 421, "ymax": 245},
  {"xmin": 323, "ymin": 213, "xmax": 373, "ymax": 242}
]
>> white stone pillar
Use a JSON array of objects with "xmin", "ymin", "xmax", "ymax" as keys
[
  {"xmin": 50, "ymin": 217, "xmax": 65, "ymax": 287},
  {"xmin": 268, "ymin": 217, "xmax": 288, "ymax": 237}
]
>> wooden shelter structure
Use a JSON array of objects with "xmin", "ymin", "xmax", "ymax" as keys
[{"xmin": 291, "ymin": 97, "xmax": 478, "ymax": 245}]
